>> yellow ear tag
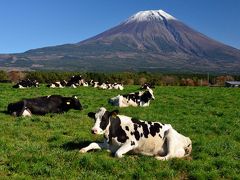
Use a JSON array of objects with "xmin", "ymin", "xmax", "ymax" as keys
[{"xmin": 66, "ymin": 102, "xmax": 70, "ymax": 105}]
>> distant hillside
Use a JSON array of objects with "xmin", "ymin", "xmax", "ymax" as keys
[{"xmin": 0, "ymin": 10, "xmax": 240, "ymax": 73}]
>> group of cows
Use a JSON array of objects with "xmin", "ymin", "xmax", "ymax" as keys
[
  {"xmin": 7, "ymin": 82, "xmax": 192, "ymax": 161},
  {"xmin": 13, "ymin": 75, "xmax": 124, "ymax": 90}
]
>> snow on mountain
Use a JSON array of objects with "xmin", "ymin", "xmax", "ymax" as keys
[{"xmin": 125, "ymin": 10, "xmax": 177, "ymax": 24}]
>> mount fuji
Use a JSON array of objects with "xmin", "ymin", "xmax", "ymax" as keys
[{"xmin": 1, "ymin": 10, "xmax": 240, "ymax": 73}]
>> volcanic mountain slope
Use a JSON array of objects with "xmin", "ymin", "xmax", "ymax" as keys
[{"xmin": 1, "ymin": 10, "xmax": 240, "ymax": 73}]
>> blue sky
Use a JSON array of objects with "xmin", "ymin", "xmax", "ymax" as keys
[{"xmin": 0, "ymin": 0, "xmax": 239, "ymax": 53}]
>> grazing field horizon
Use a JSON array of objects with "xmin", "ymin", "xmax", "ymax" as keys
[{"xmin": 0, "ymin": 83, "xmax": 239, "ymax": 179}]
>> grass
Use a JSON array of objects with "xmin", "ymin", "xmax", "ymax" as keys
[{"xmin": 0, "ymin": 83, "xmax": 239, "ymax": 179}]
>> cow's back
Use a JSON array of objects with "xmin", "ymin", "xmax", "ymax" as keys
[
  {"xmin": 111, "ymin": 115, "xmax": 169, "ymax": 156},
  {"xmin": 25, "ymin": 95, "xmax": 63, "ymax": 114}
]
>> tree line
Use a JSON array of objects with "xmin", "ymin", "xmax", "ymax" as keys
[{"xmin": 0, "ymin": 70, "xmax": 239, "ymax": 86}]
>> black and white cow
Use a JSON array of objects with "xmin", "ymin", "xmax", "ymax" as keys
[
  {"xmin": 80, "ymin": 107, "xmax": 192, "ymax": 160},
  {"xmin": 112, "ymin": 83, "xmax": 124, "ymax": 90},
  {"xmin": 47, "ymin": 80, "xmax": 67, "ymax": 88},
  {"xmin": 7, "ymin": 95, "xmax": 83, "ymax": 116},
  {"xmin": 109, "ymin": 87, "xmax": 155, "ymax": 107},
  {"xmin": 66, "ymin": 75, "xmax": 83, "ymax": 87},
  {"xmin": 13, "ymin": 79, "xmax": 39, "ymax": 88}
]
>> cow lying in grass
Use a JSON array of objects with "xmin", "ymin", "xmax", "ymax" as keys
[
  {"xmin": 7, "ymin": 95, "xmax": 83, "ymax": 117},
  {"xmin": 13, "ymin": 79, "xmax": 39, "ymax": 88},
  {"xmin": 109, "ymin": 87, "xmax": 155, "ymax": 107},
  {"xmin": 80, "ymin": 107, "xmax": 192, "ymax": 160}
]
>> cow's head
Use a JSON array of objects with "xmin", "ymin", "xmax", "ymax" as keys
[
  {"xmin": 140, "ymin": 87, "xmax": 155, "ymax": 102},
  {"xmin": 88, "ymin": 107, "xmax": 119, "ymax": 134},
  {"xmin": 65, "ymin": 96, "xmax": 83, "ymax": 110}
]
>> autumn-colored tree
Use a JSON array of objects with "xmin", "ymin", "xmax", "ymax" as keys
[
  {"xmin": 8, "ymin": 71, "xmax": 26, "ymax": 82},
  {"xmin": 216, "ymin": 75, "xmax": 234, "ymax": 86},
  {"xmin": 161, "ymin": 76, "xmax": 178, "ymax": 86}
]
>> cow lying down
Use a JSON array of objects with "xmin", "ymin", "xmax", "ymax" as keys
[
  {"xmin": 80, "ymin": 107, "xmax": 192, "ymax": 160},
  {"xmin": 109, "ymin": 87, "xmax": 155, "ymax": 107},
  {"xmin": 7, "ymin": 95, "xmax": 83, "ymax": 117}
]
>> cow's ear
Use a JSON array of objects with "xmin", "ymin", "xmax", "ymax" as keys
[
  {"xmin": 110, "ymin": 110, "xmax": 119, "ymax": 117},
  {"xmin": 88, "ymin": 112, "xmax": 95, "ymax": 118}
]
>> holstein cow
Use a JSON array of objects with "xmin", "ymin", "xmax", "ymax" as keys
[
  {"xmin": 80, "ymin": 107, "xmax": 192, "ymax": 160},
  {"xmin": 66, "ymin": 75, "xmax": 83, "ymax": 87},
  {"xmin": 112, "ymin": 83, "xmax": 124, "ymax": 90},
  {"xmin": 47, "ymin": 80, "xmax": 67, "ymax": 88},
  {"xmin": 13, "ymin": 79, "xmax": 39, "ymax": 88},
  {"xmin": 7, "ymin": 95, "xmax": 83, "ymax": 117},
  {"xmin": 109, "ymin": 87, "xmax": 155, "ymax": 107}
]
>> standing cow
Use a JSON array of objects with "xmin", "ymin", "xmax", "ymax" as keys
[
  {"xmin": 7, "ymin": 95, "xmax": 83, "ymax": 116},
  {"xmin": 80, "ymin": 107, "xmax": 192, "ymax": 160}
]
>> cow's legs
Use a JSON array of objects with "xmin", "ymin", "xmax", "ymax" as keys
[
  {"xmin": 79, "ymin": 141, "xmax": 109, "ymax": 153},
  {"xmin": 115, "ymin": 142, "xmax": 136, "ymax": 158}
]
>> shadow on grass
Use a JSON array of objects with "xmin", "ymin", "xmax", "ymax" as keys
[
  {"xmin": 61, "ymin": 140, "xmax": 95, "ymax": 151},
  {"xmin": 0, "ymin": 110, "xmax": 9, "ymax": 115}
]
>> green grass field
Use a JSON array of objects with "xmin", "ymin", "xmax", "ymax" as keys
[{"xmin": 0, "ymin": 83, "xmax": 239, "ymax": 179}]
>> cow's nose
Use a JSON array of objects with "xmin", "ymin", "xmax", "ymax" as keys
[{"xmin": 91, "ymin": 129, "xmax": 97, "ymax": 134}]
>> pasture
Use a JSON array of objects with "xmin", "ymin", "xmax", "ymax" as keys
[{"xmin": 0, "ymin": 83, "xmax": 239, "ymax": 179}]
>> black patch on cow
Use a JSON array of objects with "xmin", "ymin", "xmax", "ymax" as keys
[
  {"xmin": 141, "ymin": 133, "xmax": 143, "ymax": 137},
  {"xmin": 133, "ymin": 123, "xmax": 140, "ymax": 141},
  {"xmin": 108, "ymin": 116, "xmax": 128, "ymax": 143},
  {"xmin": 149, "ymin": 123, "xmax": 162, "ymax": 137},
  {"xmin": 159, "ymin": 134, "xmax": 162, "ymax": 139},
  {"xmin": 140, "ymin": 91, "xmax": 153, "ymax": 103},
  {"xmin": 99, "ymin": 111, "xmax": 110, "ymax": 131},
  {"xmin": 131, "ymin": 141, "xmax": 135, "ymax": 146},
  {"xmin": 125, "ymin": 126, "xmax": 129, "ymax": 131},
  {"xmin": 131, "ymin": 118, "xmax": 149, "ymax": 138},
  {"xmin": 7, "ymin": 100, "xmax": 25, "ymax": 116},
  {"xmin": 123, "ymin": 92, "xmax": 140, "ymax": 105}
]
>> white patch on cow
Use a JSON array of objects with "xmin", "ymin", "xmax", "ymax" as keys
[
  {"xmin": 91, "ymin": 107, "xmax": 109, "ymax": 135},
  {"xmin": 109, "ymin": 95, "xmax": 138, "ymax": 107},
  {"xmin": 83, "ymin": 82, "xmax": 88, "ymax": 87},
  {"xmin": 55, "ymin": 82, "xmax": 63, "ymax": 88},
  {"xmin": 98, "ymin": 83, "xmax": 108, "ymax": 89},
  {"xmin": 140, "ymin": 101, "xmax": 150, "ymax": 107},
  {"xmin": 66, "ymin": 101, "xmax": 70, "ymax": 105},
  {"xmin": 19, "ymin": 85, "xmax": 25, "ymax": 89},
  {"xmin": 93, "ymin": 82, "xmax": 99, "ymax": 88},
  {"xmin": 73, "ymin": 95, "xmax": 78, "ymax": 99},
  {"xmin": 21, "ymin": 108, "xmax": 32, "ymax": 117},
  {"xmin": 50, "ymin": 84, "xmax": 56, "ymax": 88},
  {"xmin": 71, "ymin": 84, "xmax": 77, "ymax": 88},
  {"xmin": 113, "ymin": 84, "xmax": 124, "ymax": 90}
]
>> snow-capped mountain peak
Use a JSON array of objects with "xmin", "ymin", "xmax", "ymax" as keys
[{"xmin": 125, "ymin": 10, "xmax": 176, "ymax": 23}]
